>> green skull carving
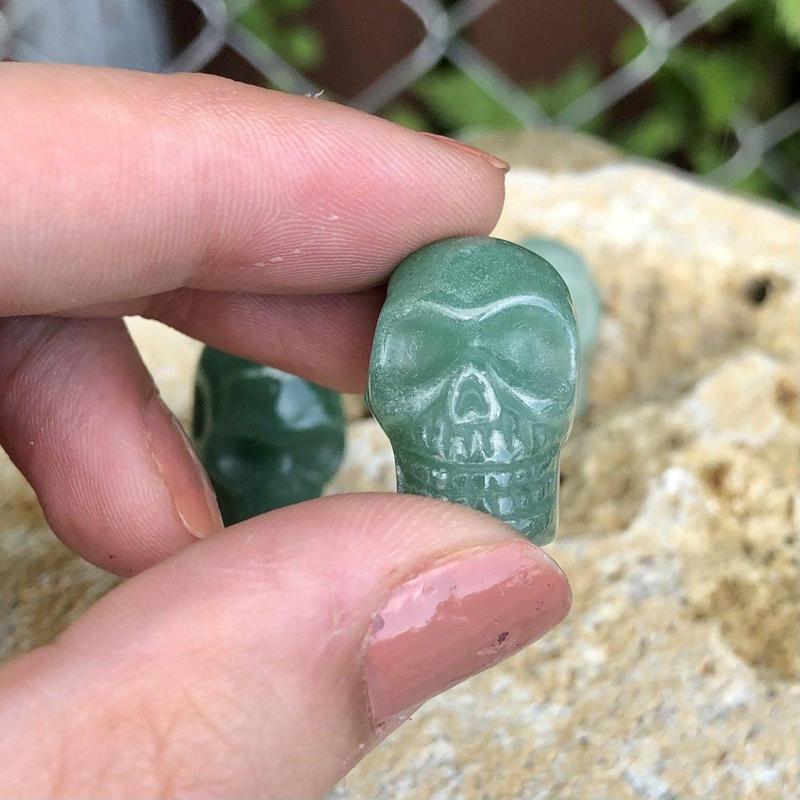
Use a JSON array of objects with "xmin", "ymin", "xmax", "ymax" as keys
[
  {"xmin": 367, "ymin": 237, "xmax": 578, "ymax": 545},
  {"xmin": 521, "ymin": 237, "xmax": 601, "ymax": 416},
  {"xmin": 193, "ymin": 347, "xmax": 345, "ymax": 525}
]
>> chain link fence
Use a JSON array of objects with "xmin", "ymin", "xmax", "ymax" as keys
[{"xmin": 2, "ymin": 0, "xmax": 800, "ymax": 204}]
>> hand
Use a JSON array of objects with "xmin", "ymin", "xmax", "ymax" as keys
[{"xmin": 0, "ymin": 63, "xmax": 571, "ymax": 799}]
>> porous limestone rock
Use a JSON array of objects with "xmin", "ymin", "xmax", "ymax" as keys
[{"xmin": 1, "ymin": 136, "xmax": 798, "ymax": 799}]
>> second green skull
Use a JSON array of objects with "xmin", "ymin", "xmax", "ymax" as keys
[
  {"xmin": 367, "ymin": 237, "xmax": 578, "ymax": 545},
  {"xmin": 521, "ymin": 237, "xmax": 601, "ymax": 416},
  {"xmin": 193, "ymin": 347, "xmax": 345, "ymax": 525}
]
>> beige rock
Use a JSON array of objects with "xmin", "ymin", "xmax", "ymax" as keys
[
  {"xmin": 325, "ymin": 418, "xmax": 395, "ymax": 495},
  {"xmin": 341, "ymin": 393, "xmax": 369, "ymax": 422},
  {"xmin": 1, "ymin": 136, "xmax": 799, "ymax": 799}
]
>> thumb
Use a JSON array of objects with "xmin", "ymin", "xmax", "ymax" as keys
[{"xmin": 0, "ymin": 494, "xmax": 570, "ymax": 800}]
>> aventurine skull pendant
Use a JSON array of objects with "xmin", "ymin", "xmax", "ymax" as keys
[{"xmin": 367, "ymin": 237, "xmax": 578, "ymax": 545}]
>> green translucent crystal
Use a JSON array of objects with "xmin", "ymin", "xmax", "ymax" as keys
[
  {"xmin": 192, "ymin": 347, "xmax": 345, "ymax": 525},
  {"xmin": 521, "ymin": 237, "xmax": 601, "ymax": 415},
  {"xmin": 367, "ymin": 237, "xmax": 578, "ymax": 545}
]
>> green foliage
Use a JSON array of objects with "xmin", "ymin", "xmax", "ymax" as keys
[
  {"xmin": 383, "ymin": 101, "xmax": 430, "ymax": 132},
  {"xmin": 235, "ymin": 0, "xmax": 322, "ymax": 70},
  {"xmin": 617, "ymin": 109, "xmax": 684, "ymax": 159},
  {"xmin": 775, "ymin": 0, "xmax": 800, "ymax": 45},
  {"xmin": 605, "ymin": 1, "xmax": 799, "ymax": 202},
  {"xmin": 408, "ymin": 69, "xmax": 522, "ymax": 131},
  {"xmin": 238, "ymin": 0, "xmax": 799, "ymax": 205},
  {"xmin": 611, "ymin": 37, "xmax": 758, "ymax": 173},
  {"xmin": 391, "ymin": 1, "xmax": 798, "ymax": 204},
  {"xmin": 529, "ymin": 60, "xmax": 604, "ymax": 133},
  {"xmin": 384, "ymin": 60, "xmax": 603, "ymax": 136}
]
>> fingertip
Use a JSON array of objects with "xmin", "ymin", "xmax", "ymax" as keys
[{"xmin": 142, "ymin": 391, "xmax": 223, "ymax": 541}]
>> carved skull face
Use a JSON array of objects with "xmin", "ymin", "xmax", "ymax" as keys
[
  {"xmin": 367, "ymin": 237, "xmax": 577, "ymax": 544},
  {"xmin": 193, "ymin": 348, "xmax": 345, "ymax": 524}
]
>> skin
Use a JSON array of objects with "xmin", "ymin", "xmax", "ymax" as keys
[{"xmin": 0, "ymin": 63, "xmax": 570, "ymax": 799}]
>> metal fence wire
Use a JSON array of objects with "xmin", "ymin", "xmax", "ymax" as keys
[{"xmin": 2, "ymin": 0, "xmax": 800, "ymax": 205}]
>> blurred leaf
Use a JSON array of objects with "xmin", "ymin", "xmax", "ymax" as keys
[
  {"xmin": 271, "ymin": 0, "xmax": 313, "ymax": 12},
  {"xmin": 528, "ymin": 60, "xmax": 606, "ymax": 134},
  {"xmin": 234, "ymin": 1, "xmax": 322, "ymax": 69},
  {"xmin": 668, "ymin": 47, "xmax": 755, "ymax": 131},
  {"xmin": 284, "ymin": 27, "xmax": 322, "ymax": 69},
  {"xmin": 384, "ymin": 102, "xmax": 429, "ymax": 131},
  {"xmin": 774, "ymin": 0, "xmax": 800, "ymax": 45},
  {"xmin": 617, "ymin": 108, "xmax": 685, "ymax": 158},
  {"xmin": 735, "ymin": 168, "xmax": 780, "ymax": 199},
  {"xmin": 530, "ymin": 60, "xmax": 599, "ymax": 117},
  {"xmin": 237, "ymin": 4, "xmax": 278, "ymax": 42},
  {"xmin": 411, "ymin": 70, "xmax": 521, "ymax": 132},
  {"xmin": 613, "ymin": 26, "xmax": 647, "ymax": 66},
  {"xmin": 688, "ymin": 137, "xmax": 728, "ymax": 175}
]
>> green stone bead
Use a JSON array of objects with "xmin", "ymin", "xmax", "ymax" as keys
[
  {"xmin": 521, "ymin": 237, "xmax": 601, "ymax": 415},
  {"xmin": 367, "ymin": 236, "xmax": 578, "ymax": 545},
  {"xmin": 192, "ymin": 347, "xmax": 345, "ymax": 525}
]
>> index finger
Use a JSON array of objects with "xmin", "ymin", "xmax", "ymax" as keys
[{"xmin": 0, "ymin": 63, "xmax": 506, "ymax": 316}]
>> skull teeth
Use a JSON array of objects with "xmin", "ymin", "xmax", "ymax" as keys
[
  {"xmin": 469, "ymin": 430, "xmax": 486, "ymax": 459},
  {"xmin": 489, "ymin": 472, "xmax": 511, "ymax": 490},
  {"xmin": 517, "ymin": 422, "xmax": 536, "ymax": 451},
  {"xmin": 489, "ymin": 430, "xmax": 509, "ymax": 460},
  {"xmin": 459, "ymin": 481, "xmax": 555, "ymax": 520},
  {"xmin": 448, "ymin": 437, "xmax": 467, "ymax": 460},
  {"xmin": 500, "ymin": 416, "xmax": 515, "ymax": 447},
  {"xmin": 419, "ymin": 416, "xmax": 544, "ymax": 465},
  {"xmin": 398, "ymin": 458, "xmax": 557, "ymax": 517}
]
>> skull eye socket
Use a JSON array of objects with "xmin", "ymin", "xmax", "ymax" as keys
[
  {"xmin": 377, "ymin": 317, "xmax": 457, "ymax": 383},
  {"xmin": 487, "ymin": 312, "xmax": 575, "ymax": 401}
]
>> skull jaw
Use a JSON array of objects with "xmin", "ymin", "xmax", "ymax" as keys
[
  {"xmin": 507, "ymin": 509, "xmax": 557, "ymax": 547},
  {"xmin": 394, "ymin": 450, "xmax": 561, "ymax": 546}
]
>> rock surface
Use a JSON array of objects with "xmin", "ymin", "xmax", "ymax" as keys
[{"xmin": 1, "ymin": 135, "xmax": 799, "ymax": 798}]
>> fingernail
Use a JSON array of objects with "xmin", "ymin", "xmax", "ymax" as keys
[
  {"xmin": 144, "ymin": 392, "xmax": 223, "ymax": 539},
  {"xmin": 365, "ymin": 539, "xmax": 570, "ymax": 725},
  {"xmin": 419, "ymin": 132, "xmax": 511, "ymax": 172}
]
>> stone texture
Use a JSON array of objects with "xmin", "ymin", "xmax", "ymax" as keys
[{"xmin": 1, "ymin": 134, "xmax": 799, "ymax": 799}]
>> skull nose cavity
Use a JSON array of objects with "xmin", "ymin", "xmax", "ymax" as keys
[{"xmin": 450, "ymin": 367, "xmax": 500, "ymax": 424}]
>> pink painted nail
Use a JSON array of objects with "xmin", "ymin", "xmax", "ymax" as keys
[
  {"xmin": 365, "ymin": 539, "xmax": 571, "ymax": 725},
  {"xmin": 419, "ymin": 132, "xmax": 511, "ymax": 172},
  {"xmin": 144, "ymin": 392, "xmax": 223, "ymax": 539}
]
